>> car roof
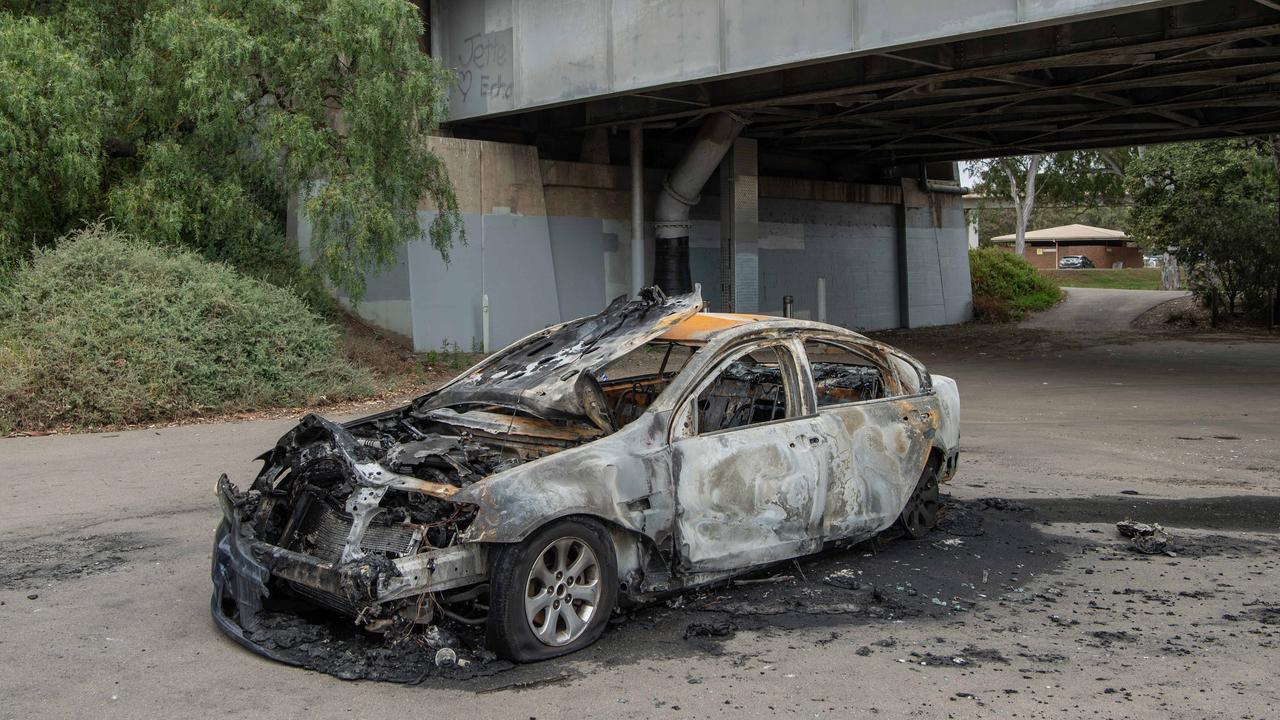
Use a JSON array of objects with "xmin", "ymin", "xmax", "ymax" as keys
[
  {"xmin": 657, "ymin": 312, "xmax": 875, "ymax": 345},
  {"xmin": 656, "ymin": 312, "xmax": 776, "ymax": 343}
]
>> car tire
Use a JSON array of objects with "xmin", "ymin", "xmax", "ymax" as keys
[
  {"xmin": 486, "ymin": 517, "xmax": 617, "ymax": 662},
  {"xmin": 896, "ymin": 460, "xmax": 942, "ymax": 539}
]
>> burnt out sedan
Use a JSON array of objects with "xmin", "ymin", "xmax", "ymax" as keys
[{"xmin": 212, "ymin": 287, "xmax": 959, "ymax": 662}]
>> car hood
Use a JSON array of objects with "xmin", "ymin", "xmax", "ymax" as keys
[{"xmin": 417, "ymin": 286, "xmax": 702, "ymax": 426}]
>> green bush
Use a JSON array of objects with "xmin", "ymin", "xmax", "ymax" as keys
[
  {"xmin": 969, "ymin": 248, "xmax": 1064, "ymax": 321},
  {"xmin": 0, "ymin": 225, "xmax": 371, "ymax": 430}
]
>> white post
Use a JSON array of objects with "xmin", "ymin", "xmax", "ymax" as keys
[
  {"xmin": 630, "ymin": 123, "xmax": 645, "ymax": 297},
  {"xmin": 482, "ymin": 293, "xmax": 490, "ymax": 353}
]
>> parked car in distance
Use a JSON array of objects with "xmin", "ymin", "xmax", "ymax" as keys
[
  {"xmin": 1059, "ymin": 255, "xmax": 1095, "ymax": 269},
  {"xmin": 211, "ymin": 287, "xmax": 961, "ymax": 663}
]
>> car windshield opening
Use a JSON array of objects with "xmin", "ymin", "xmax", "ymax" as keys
[{"xmin": 596, "ymin": 341, "xmax": 700, "ymax": 429}]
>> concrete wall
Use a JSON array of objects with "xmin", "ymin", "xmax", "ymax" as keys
[
  {"xmin": 436, "ymin": 0, "xmax": 1176, "ymax": 121},
  {"xmin": 295, "ymin": 138, "xmax": 973, "ymax": 352},
  {"xmin": 901, "ymin": 181, "xmax": 973, "ymax": 327}
]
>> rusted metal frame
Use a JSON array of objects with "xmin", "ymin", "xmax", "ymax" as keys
[
  {"xmin": 808, "ymin": 63, "xmax": 1280, "ymax": 154},
  {"xmin": 878, "ymin": 86, "xmax": 1280, "ymax": 137},
  {"xmin": 816, "ymin": 59, "xmax": 1280, "ymax": 130},
  {"xmin": 1070, "ymin": 38, "xmax": 1247, "ymax": 86},
  {"xmin": 935, "ymin": 60, "xmax": 1280, "ymax": 128},
  {"xmin": 575, "ymin": 23, "xmax": 1280, "ymax": 129},
  {"xmin": 840, "ymin": 111, "xmax": 1280, "ymax": 161},
  {"xmin": 763, "ymin": 54, "xmax": 1275, "ymax": 145},
  {"xmin": 1000, "ymin": 100, "xmax": 1280, "ymax": 149},
  {"xmin": 781, "ymin": 82, "xmax": 1280, "ymax": 141},
  {"xmin": 626, "ymin": 92, "xmax": 709, "ymax": 108},
  {"xmin": 824, "ymin": 40, "xmax": 1280, "ymax": 128}
]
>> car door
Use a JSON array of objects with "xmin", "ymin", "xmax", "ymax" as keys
[
  {"xmin": 801, "ymin": 337, "xmax": 937, "ymax": 540},
  {"xmin": 669, "ymin": 339, "xmax": 825, "ymax": 573}
]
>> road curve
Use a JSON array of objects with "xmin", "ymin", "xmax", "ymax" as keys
[{"xmin": 1019, "ymin": 286, "xmax": 1189, "ymax": 331}]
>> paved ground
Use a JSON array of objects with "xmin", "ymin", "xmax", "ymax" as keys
[
  {"xmin": 3, "ymin": 326, "xmax": 1279, "ymax": 719},
  {"xmin": 1020, "ymin": 287, "xmax": 1189, "ymax": 331}
]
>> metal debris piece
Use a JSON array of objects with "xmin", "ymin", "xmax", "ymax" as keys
[{"xmin": 1116, "ymin": 519, "xmax": 1172, "ymax": 555}]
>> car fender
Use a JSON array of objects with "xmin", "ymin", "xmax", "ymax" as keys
[
  {"xmin": 451, "ymin": 414, "xmax": 675, "ymax": 546},
  {"xmin": 931, "ymin": 374, "xmax": 961, "ymax": 454}
]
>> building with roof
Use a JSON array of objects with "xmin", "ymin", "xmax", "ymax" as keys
[{"xmin": 992, "ymin": 225, "xmax": 1142, "ymax": 270}]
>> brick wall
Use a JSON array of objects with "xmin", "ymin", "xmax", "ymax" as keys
[{"xmin": 1002, "ymin": 243, "xmax": 1143, "ymax": 269}]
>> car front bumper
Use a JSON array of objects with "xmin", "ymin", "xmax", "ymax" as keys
[{"xmin": 210, "ymin": 474, "xmax": 488, "ymax": 657}]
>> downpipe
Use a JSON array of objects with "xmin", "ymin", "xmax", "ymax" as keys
[{"xmin": 653, "ymin": 112, "xmax": 746, "ymax": 294}]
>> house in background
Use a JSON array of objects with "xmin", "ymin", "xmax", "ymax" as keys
[{"xmin": 993, "ymin": 224, "xmax": 1143, "ymax": 269}]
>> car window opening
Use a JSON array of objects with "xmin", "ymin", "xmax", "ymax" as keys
[
  {"xmin": 696, "ymin": 346, "xmax": 792, "ymax": 433},
  {"xmin": 803, "ymin": 339, "xmax": 890, "ymax": 406}
]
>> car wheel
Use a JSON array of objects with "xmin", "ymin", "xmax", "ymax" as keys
[
  {"xmin": 896, "ymin": 461, "xmax": 941, "ymax": 539},
  {"xmin": 486, "ymin": 517, "xmax": 617, "ymax": 662}
]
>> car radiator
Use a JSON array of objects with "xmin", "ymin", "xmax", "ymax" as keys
[
  {"xmin": 295, "ymin": 500, "xmax": 422, "ymax": 563},
  {"xmin": 286, "ymin": 500, "xmax": 423, "ymax": 614}
]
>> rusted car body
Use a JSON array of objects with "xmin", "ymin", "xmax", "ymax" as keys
[{"xmin": 212, "ymin": 287, "xmax": 959, "ymax": 661}]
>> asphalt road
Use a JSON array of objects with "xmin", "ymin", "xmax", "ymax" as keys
[
  {"xmin": 3, "ymin": 326, "xmax": 1278, "ymax": 719},
  {"xmin": 1019, "ymin": 287, "xmax": 1189, "ymax": 331}
]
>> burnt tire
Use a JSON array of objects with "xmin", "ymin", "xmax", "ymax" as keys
[
  {"xmin": 896, "ymin": 459, "xmax": 941, "ymax": 539},
  {"xmin": 486, "ymin": 517, "xmax": 617, "ymax": 662}
]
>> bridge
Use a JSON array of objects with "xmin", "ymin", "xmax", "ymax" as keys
[
  {"xmin": 435, "ymin": 0, "xmax": 1280, "ymax": 162},
  {"xmin": 301, "ymin": 1, "xmax": 1280, "ymax": 352}
]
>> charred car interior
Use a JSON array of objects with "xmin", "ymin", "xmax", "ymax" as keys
[{"xmin": 212, "ymin": 286, "xmax": 960, "ymax": 670}]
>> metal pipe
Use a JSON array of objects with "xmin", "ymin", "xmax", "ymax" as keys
[
  {"xmin": 653, "ymin": 112, "xmax": 746, "ymax": 294},
  {"xmin": 630, "ymin": 123, "xmax": 645, "ymax": 298}
]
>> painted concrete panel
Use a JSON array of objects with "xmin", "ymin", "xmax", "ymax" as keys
[
  {"xmin": 858, "ymin": 0, "xmax": 1017, "ymax": 48},
  {"xmin": 407, "ymin": 212, "xmax": 561, "ymax": 352},
  {"xmin": 408, "ymin": 213, "xmax": 485, "ymax": 352},
  {"xmin": 1020, "ymin": 0, "xmax": 1176, "ymax": 22},
  {"xmin": 904, "ymin": 229, "xmax": 949, "ymax": 328},
  {"xmin": 438, "ymin": 0, "xmax": 1172, "ymax": 120},
  {"xmin": 722, "ymin": 0, "xmax": 855, "ymax": 72},
  {"xmin": 296, "ymin": 196, "xmax": 416, "ymax": 340},
  {"xmin": 440, "ymin": 0, "xmax": 516, "ymax": 119},
  {"xmin": 547, "ymin": 216, "xmax": 609, "ymax": 320},
  {"xmin": 476, "ymin": 214, "xmax": 563, "ymax": 346},
  {"xmin": 516, "ymin": 0, "xmax": 610, "ymax": 107},
  {"xmin": 901, "ymin": 193, "xmax": 973, "ymax": 328},
  {"xmin": 759, "ymin": 198, "xmax": 901, "ymax": 330},
  {"xmin": 611, "ymin": 0, "xmax": 721, "ymax": 87}
]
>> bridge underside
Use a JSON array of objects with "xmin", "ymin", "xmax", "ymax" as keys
[{"xmin": 450, "ymin": 0, "xmax": 1280, "ymax": 164}]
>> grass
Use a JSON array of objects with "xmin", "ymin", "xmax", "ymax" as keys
[
  {"xmin": 1041, "ymin": 268, "xmax": 1163, "ymax": 290},
  {"xmin": 0, "ymin": 225, "xmax": 372, "ymax": 432},
  {"xmin": 969, "ymin": 248, "xmax": 1065, "ymax": 322}
]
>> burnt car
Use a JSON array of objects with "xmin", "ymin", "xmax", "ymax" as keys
[
  {"xmin": 212, "ymin": 287, "xmax": 959, "ymax": 662},
  {"xmin": 1058, "ymin": 255, "xmax": 1095, "ymax": 269}
]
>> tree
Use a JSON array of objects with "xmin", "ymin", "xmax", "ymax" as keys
[
  {"xmin": 0, "ymin": 1, "xmax": 461, "ymax": 301},
  {"xmin": 968, "ymin": 150, "xmax": 1133, "ymax": 255},
  {"xmin": 1126, "ymin": 140, "xmax": 1279, "ymax": 324},
  {"xmin": 0, "ymin": 14, "xmax": 106, "ymax": 271}
]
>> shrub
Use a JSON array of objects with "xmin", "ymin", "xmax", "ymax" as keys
[
  {"xmin": 969, "ymin": 248, "xmax": 1064, "ymax": 321},
  {"xmin": 0, "ymin": 225, "xmax": 371, "ymax": 430}
]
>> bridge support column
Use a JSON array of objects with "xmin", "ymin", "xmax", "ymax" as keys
[
  {"xmin": 898, "ymin": 178, "xmax": 973, "ymax": 327},
  {"xmin": 630, "ymin": 123, "xmax": 645, "ymax": 298},
  {"xmin": 718, "ymin": 137, "xmax": 759, "ymax": 313}
]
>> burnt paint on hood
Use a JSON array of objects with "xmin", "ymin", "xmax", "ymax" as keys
[{"xmin": 417, "ymin": 286, "xmax": 702, "ymax": 424}]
